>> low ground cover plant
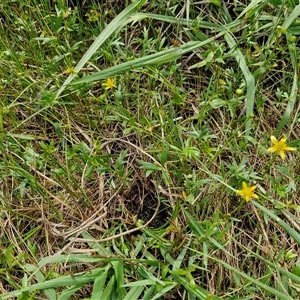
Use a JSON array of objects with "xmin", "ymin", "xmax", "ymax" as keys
[{"xmin": 0, "ymin": 0, "xmax": 300, "ymax": 299}]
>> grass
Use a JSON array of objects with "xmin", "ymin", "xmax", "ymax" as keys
[{"xmin": 0, "ymin": 0, "xmax": 300, "ymax": 299}]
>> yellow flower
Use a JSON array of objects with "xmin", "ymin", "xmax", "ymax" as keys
[
  {"xmin": 267, "ymin": 136, "xmax": 296, "ymax": 160},
  {"xmin": 64, "ymin": 67, "xmax": 77, "ymax": 75},
  {"xmin": 103, "ymin": 77, "xmax": 116, "ymax": 90},
  {"xmin": 236, "ymin": 182, "xmax": 258, "ymax": 202}
]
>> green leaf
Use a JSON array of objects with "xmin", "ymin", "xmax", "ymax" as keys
[
  {"xmin": 224, "ymin": 33, "xmax": 255, "ymax": 137},
  {"xmin": 160, "ymin": 146, "xmax": 169, "ymax": 166},
  {"xmin": 292, "ymin": 266, "xmax": 300, "ymax": 277},
  {"xmin": 210, "ymin": 0, "xmax": 221, "ymax": 7},
  {"xmin": 91, "ymin": 267, "xmax": 110, "ymax": 300},
  {"xmin": 58, "ymin": 286, "xmax": 82, "ymax": 300},
  {"xmin": 123, "ymin": 286, "xmax": 146, "ymax": 300},
  {"xmin": 267, "ymin": 0, "xmax": 282, "ymax": 4},
  {"xmin": 101, "ymin": 275, "xmax": 115, "ymax": 300},
  {"xmin": 111, "ymin": 261, "xmax": 126, "ymax": 299},
  {"xmin": 252, "ymin": 201, "xmax": 300, "ymax": 245},
  {"xmin": 71, "ymin": 39, "xmax": 224, "ymax": 85},
  {"xmin": 137, "ymin": 160, "xmax": 162, "ymax": 171}
]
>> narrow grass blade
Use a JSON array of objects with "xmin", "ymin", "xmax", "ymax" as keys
[
  {"xmin": 272, "ymin": 4, "xmax": 300, "ymax": 136},
  {"xmin": 224, "ymin": 32, "xmax": 255, "ymax": 136},
  {"xmin": 236, "ymin": 0, "xmax": 264, "ymax": 20},
  {"xmin": 137, "ymin": 266, "xmax": 166, "ymax": 286},
  {"xmin": 123, "ymin": 285, "xmax": 145, "ymax": 300},
  {"xmin": 72, "ymin": 37, "xmax": 225, "ymax": 85},
  {"xmin": 55, "ymin": 0, "xmax": 146, "ymax": 99},
  {"xmin": 282, "ymin": 3, "xmax": 300, "ymax": 29},
  {"xmin": 273, "ymin": 30, "xmax": 298, "ymax": 137},
  {"xmin": 190, "ymin": 248, "xmax": 293, "ymax": 299},
  {"xmin": 24, "ymin": 264, "xmax": 57, "ymax": 300},
  {"xmin": 273, "ymin": 69, "xmax": 297, "ymax": 137},
  {"xmin": 252, "ymin": 200, "xmax": 300, "ymax": 245},
  {"xmin": 91, "ymin": 267, "xmax": 110, "ymax": 300},
  {"xmin": 0, "ymin": 268, "xmax": 101, "ymax": 300},
  {"xmin": 233, "ymin": 237, "xmax": 300, "ymax": 285},
  {"xmin": 101, "ymin": 275, "xmax": 115, "ymax": 300},
  {"xmin": 58, "ymin": 286, "xmax": 82, "ymax": 300},
  {"xmin": 122, "ymin": 280, "xmax": 156, "ymax": 288},
  {"xmin": 38, "ymin": 254, "xmax": 105, "ymax": 267},
  {"xmin": 111, "ymin": 260, "xmax": 126, "ymax": 299},
  {"xmin": 130, "ymin": 12, "xmax": 243, "ymax": 32},
  {"xmin": 151, "ymin": 284, "xmax": 177, "ymax": 300},
  {"xmin": 183, "ymin": 208, "xmax": 235, "ymax": 259},
  {"xmin": 141, "ymin": 286, "xmax": 156, "ymax": 300},
  {"xmin": 175, "ymin": 276, "xmax": 222, "ymax": 300},
  {"xmin": 172, "ymin": 240, "xmax": 190, "ymax": 271},
  {"xmin": 129, "ymin": 12, "xmax": 218, "ymax": 28}
]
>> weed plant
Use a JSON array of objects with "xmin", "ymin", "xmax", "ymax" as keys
[{"xmin": 0, "ymin": 0, "xmax": 300, "ymax": 299}]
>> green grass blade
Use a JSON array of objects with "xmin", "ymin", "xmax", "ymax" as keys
[
  {"xmin": 111, "ymin": 260, "xmax": 126, "ymax": 299},
  {"xmin": 130, "ymin": 12, "xmax": 243, "ymax": 32},
  {"xmin": 123, "ymin": 285, "xmax": 145, "ymax": 300},
  {"xmin": 55, "ymin": 0, "xmax": 147, "ymax": 99},
  {"xmin": 58, "ymin": 286, "xmax": 82, "ymax": 300},
  {"xmin": 72, "ymin": 37, "xmax": 225, "ymax": 85},
  {"xmin": 236, "ymin": 0, "xmax": 264, "ymax": 19},
  {"xmin": 190, "ymin": 248, "xmax": 293, "ymax": 299},
  {"xmin": 224, "ymin": 32, "xmax": 255, "ymax": 136},
  {"xmin": 273, "ymin": 4, "xmax": 300, "ymax": 136},
  {"xmin": 183, "ymin": 208, "xmax": 235, "ymax": 259},
  {"xmin": 23, "ymin": 264, "xmax": 57, "ymax": 300},
  {"xmin": 252, "ymin": 200, "xmax": 300, "ymax": 245},
  {"xmin": 100, "ymin": 275, "xmax": 115, "ymax": 300},
  {"xmin": 122, "ymin": 279, "xmax": 155, "ymax": 287},
  {"xmin": 141, "ymin": 286, "xmax": 156, "ymax": 300},
  {"xmin": 151, "ymin": 284, "xmax": 177, "ymax": 300},
  {"xmin": 233, "ymin": 237, "xmax": 300, "ymax": 285},
  {"xmin": 282, "ymin": 3, "xmax": 300, "ymax": 29},
  {"xmin": 172, "ymin": 240, "xmax": 190, "ymax": 271},
  {"xmin": 273, "ymin": 68, "xmax": 297, "ymax": 137},
  {"xmin": 38, "ymin": 254, "xmax": 105, "ymax": 267},
  {"xmin": 175, "ymin": 276, "xmax": 221, "ymax": 300},
  {"xmin": 91, "ymin": 267, "xmax": 110, "ymax": 300},
  {"xmin": 0, "ymin": 268, "xmax": 101, "ymax": 299}
]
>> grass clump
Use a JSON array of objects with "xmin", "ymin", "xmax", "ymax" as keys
[{"xmin": 0, "ymin": 0, "xmax": 300, "ymax": 299}]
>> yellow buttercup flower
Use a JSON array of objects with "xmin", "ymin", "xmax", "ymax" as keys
[
  {"xmin": 103, "ymin": 77, "xmax": 116, "ymax": 90},
  {"xmin": 64, "ymin": 67, "xmax": 77, "ymax": 75},
  {"xmin": 267, "ymin": 136, "xmax": 296, "ymax": 160},
  {"xmin": 236, "ymin": 182, "xmax": 258, "ymax": 202}
]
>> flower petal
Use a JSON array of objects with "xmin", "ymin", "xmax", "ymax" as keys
[
  {"xmin": 280, "ymin": 137, "xmax": 287, "ymax": 143},
  {"xmin": 245, "ymin": 196, "xmax": 251, "ymax": 202},
  {"xmin": 285, "ymin": 146, "xmax": 297, "ymax": 151},
  {"xmin": 270, "ymin": 136, "xmax": 278, "ymax": 144},
  {"xmin": 279, "ymin": 151, "xmax": 286, "ymax": 160},
  {"xmin": 267, "ymin": 147, "xmax": 276, "ymax": 153}
]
